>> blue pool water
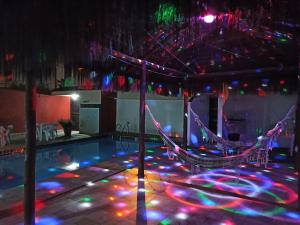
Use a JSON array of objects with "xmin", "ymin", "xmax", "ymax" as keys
[{"xmin": 0, "ymin": 138, "xmax": 160, "ymax": 190}]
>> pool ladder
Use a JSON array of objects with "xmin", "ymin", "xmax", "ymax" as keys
[{"xmin": 115, "ymin": 121, "xmax": 130, "ymax": 141}]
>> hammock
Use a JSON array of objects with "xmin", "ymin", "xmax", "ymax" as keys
[
  {"xmin": 146, "ymin": 105, "xmax": 295, "ymax": 170},
  {"xmin": 190, "ymin": 108, "xmax": 245, "ymax": 153}
]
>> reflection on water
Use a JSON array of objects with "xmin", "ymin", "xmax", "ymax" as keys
[{"xmin": 0, "ymin": 138, "xmax": 159, "ymax": 190}]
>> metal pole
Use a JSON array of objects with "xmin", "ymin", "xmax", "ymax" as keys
[
  {"xmin": 24, "ymin": 73, "xmax": 37, "ymax": 225},
  {"xmin": 138, "ymin": 61, "xmax": 146, "ymax": 178}
]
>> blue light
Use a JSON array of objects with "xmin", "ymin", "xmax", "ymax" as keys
[
  {"xmin": 203, "ymin": 199, "xmax": 215, "ymax": 206},
  {"xmin": 117, "ymin": 151, "xmax": 126, "ymax": 156},
  {"xmin": 126, "ymin": 163, "xmax": 134, "ymax": 168},
  {"xmin": 145, "ymin": 156, "xmax": 154, "ymax": 161},
  {"xmin": 48, "ymin": 168, "xmax": 57, "ymax": 172},
  {"xmin": 274, "ymin": 154, "xmax": 286, "ymax": 160},
  {"xmin": 256, "ymin": 68, "xmax": 262, "ymax": 73},
  {"xmin": 231, "ymin": 80, "xmax": 239, "ymax": 87},
  {"xmin": 81, "ymin": 161, "xmax": 91, "ymax": 166},
  {"xmin": 286, "ymin": 212, "xmax": 300, "ymax": 219},
  {"xmin": 210, "ymin": 150, "xmax": 221, "ymax": 154},
  {"xmin": 36, "ymin": 217, "xmax": 61, "ymax": 225},
  {"xmin": 163, "ymin": 125, "xmax": 172, "ymax": 133},
  {"xmin": 93, "ymin": 156, "xmax": 101, "ymax": 160},
  {"xmin": 191, "ymin": 134, "xmax": 198, "ymax": 145},
  {"xmin": 103, "ymin": 75, "xmax": 110, "ymax": 86},
  {"xmin": 38, "ymin": 182, "xmax": 62, "ymax": 190},
  {"xmin": 203, "ymin": 84, "xmax": 212, "ymax": 92},
  {"xmin": 242, "ymin": 208, "xmax": 257, "ymax": 216},
  {"xmin": 228, "ymin": 149, "xmax": 234, "ymax": 154},
  {"xmin": 271, "ymin": 140, "xmax": 279, "ymax": 148},
  {"xmin": 147, "ymin": 210, "xmax": 163, "ymax": 220},
  {"xmin": 162, "ymin": 152, "xmax": 169, "ymax": 157}
]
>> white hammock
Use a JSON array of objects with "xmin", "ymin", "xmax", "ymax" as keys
[{"xmin": 146, "ymin": 105, "xmax": 295, "ymax": 171}]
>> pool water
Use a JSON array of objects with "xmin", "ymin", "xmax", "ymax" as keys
[{"xmin": 0, "ymin": 138, "xmax": 160, "ymax": 190}]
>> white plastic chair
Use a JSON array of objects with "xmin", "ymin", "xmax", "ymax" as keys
[
  {"xmin": 5, "ymin": 125, "xmax": 13, "ymax": 145},
  {"xmin": 0, "ymin": 126, "xmax": 6, "ymax": 147}
]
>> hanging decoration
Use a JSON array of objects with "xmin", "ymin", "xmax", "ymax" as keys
[
  {"xmin": 102, "ymin": 72, "xmax": 114, "ymax": 91},
  {"xmin": 155, "ymin": 3, "xmax": 182, "ymax": 25},
  {"xmin": 63, "ymin": 77, "xmax": 75, "ymax": 88},
  {"xmin": 147, "ymin": 83, "xmax": 154, "ymax": 94},
  {"xmin": 82, "ymin": 79, "xmax": 94, "ymax": 90},
  {"xmin": 117, "ymin": 75, "xmax": 126, "ymax": 90}
]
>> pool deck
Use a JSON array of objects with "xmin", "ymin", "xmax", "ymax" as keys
[{"xmin": 0, "ymin": 147, "xmax": 299, "ymax": 225}]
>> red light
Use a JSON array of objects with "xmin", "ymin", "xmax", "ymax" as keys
[
  {"xmin": 49, "ymin": 189, "xmax": 57, "ymax": 194},
  {"xmin": 117, "ymin": 75, "xmax": 126, "ymax": 88},
  {"xmin": 183, "ymin": 90, "xmax": 189, "ymax": 97},
  {"xmin": 279, "ymin": 80, "xmax": 285, "ymax": 85},
  {"xmin": 243, "ymin": 83, "xmax": 248, "ymax": 88}
]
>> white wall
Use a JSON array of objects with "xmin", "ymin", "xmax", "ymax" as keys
[
  {"xmin": 223, "ymin": 93, "xmax": 296, "ymax": 146},
  {"xmin": 188, "ymin": 95, "xmax": 210, "ymax": 146},
  {"xmin": 116, "ymin": 92, "xmax": 184, "ymax": 137},
  {"xmin": 188, "ymin": 93, "xmax": 296, "ymax": 147}
]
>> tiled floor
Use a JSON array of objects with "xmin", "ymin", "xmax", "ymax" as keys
[{"xmin": 0, "ymin": 147, "xmax": 299, "ymax": 225}]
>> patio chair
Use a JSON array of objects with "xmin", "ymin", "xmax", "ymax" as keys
[
  {"xmin": 0, "ymin": 126, "xmax": 6, "ymax": 147},
  {"xmin": 5, "ymin": 125, "xmax": 13, "ymax": 145}
]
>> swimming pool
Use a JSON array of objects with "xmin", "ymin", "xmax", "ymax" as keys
[{"xmin": 0, "ymin": 137, "xmax": 160, "ymax": 190}]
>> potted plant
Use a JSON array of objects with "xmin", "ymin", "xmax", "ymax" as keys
[{"xmin": 58, "ymin": 119, "xmax": 73, "ymax": 138}]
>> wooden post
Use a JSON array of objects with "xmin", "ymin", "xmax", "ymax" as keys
[
  {"xmin": 296, "ymin": 60, "xmax": 300, "ymax": 210},
  {"xmin": 24, "ymin": 73, "xmax": 37, "ymax": 225},
  {"xmin": 183, "ymin": 79, "xmax": 188, "ymax": 148},
  {"xmin": 138, "ymin": 61, "xmax": 146, "ymax": 178}
]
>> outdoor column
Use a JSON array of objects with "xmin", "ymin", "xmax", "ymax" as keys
[
  {"xmin": 138, "ymin": 61, "xmax": 146, "ymax": 178},
  {"xmin": 183, "ymin": 80, "xmax": 188, "ymax": 148},
  {"xmin": 217, "ymin": 95, "xmax": 225, "ymax": 137},
  {"xmin": 24, "ymin": 73, "xmax": 37, "ymax": 225},
  {"xmin": 296, "ymin": 59, "xmax": 300, "ymax": 210}
]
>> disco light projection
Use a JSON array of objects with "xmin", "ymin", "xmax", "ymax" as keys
[
  {"xmin": 163, "ymin": 168, "xmax": 299, "ymax": 224},
  {"xmin": 37, "ymin": 182, "xmax": 63, "ymax": 191},
  {"xmin": 190, "ymin": 133, "xmax": 198, "ymax": 145},
  {"xmin": 163, "ymin": 125, "xmax": 172, "ymax": 133},
  {"xmin": 62, "ymin": 162, "xmax": 80, "ymax": 171},
  {"xmin": 35, "ymin": 217, "xmax": 61, "ymax": 225}
]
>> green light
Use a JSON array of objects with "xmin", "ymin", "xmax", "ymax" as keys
[
  {"xmin": 280, "ymin": 38, "xmax": 287, "ymax": 42},
  {"xmin": 128, "ymin": 77, "xmax": 134, "ymax": 85},
  {"xmin": 81, "ymin": 197, "xmax": 92, "ymax": 202},
  {"xmin": 147, "ymin": 84, "xmax": 153, "ymax": 93},
  {"xmin": 283, "ymin": 87, "xmax": 288, "ymax": 93},
  {"xmin": 155, "ymin": 3, "xmax": 182, "ymax": 25},
  {"xmin": 100, "ymin": 179, "xmax": 109, "ymax": 183},
  {"xmin": 146, "ymin": 149, "xmax": 154, "ymax": 153},
  {"xmin": 160, "ymin": 219, "xmax": 171, "ymax": 225},
  {"xmin": 64, "ymin": 77, "xmax": 75, "ymax": 87},
  {"xmin": 240, "ymin": 89, "xmax": 245, "ymax": 95}
]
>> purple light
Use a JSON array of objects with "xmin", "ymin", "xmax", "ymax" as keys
[{"xmin": 203, "ymin": 15, "xmax": 215, "ymax": 23}]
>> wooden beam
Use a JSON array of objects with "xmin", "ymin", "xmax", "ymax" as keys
[
  {"xmin": 296, "ymin": 60, "xmax": 300, "ymax": 210},
  {"xmin": 24, "ymin": 73, "xmax": 37, "ymax": 225},
  {"xmin": 138, "ymin": 61, "xmax": 146, "ymax": 178},
  {"xmin": 183, "ymin": 80, "xmax": 188, "ymax": 148}
]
